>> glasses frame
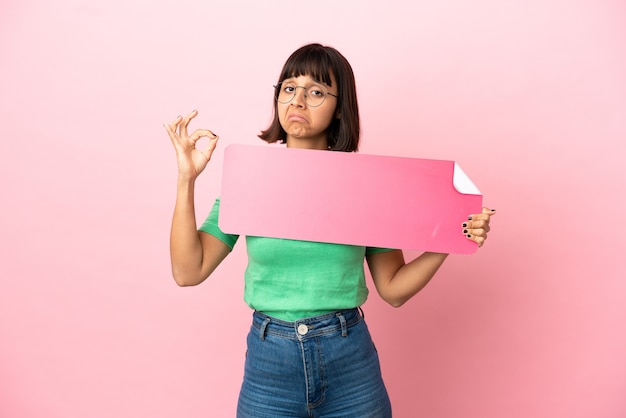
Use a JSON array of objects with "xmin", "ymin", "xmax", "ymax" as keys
[{"xmin": 273, "ymin": 82, "xmax": 338, "ymax": 108}]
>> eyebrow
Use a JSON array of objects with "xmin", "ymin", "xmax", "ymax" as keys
[{"xmin": 282, "ymin": 77, "xmax": 328, "ymax": 87}]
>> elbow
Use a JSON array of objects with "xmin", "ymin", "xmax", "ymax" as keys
[
  {"xmin": 172, "ymin": 275, "xmax": 195, "ymax": 287},
  {"xmin": 171, "ymin": 269, "xmax": 203, "ymax": 287},
  {"xmin": 174, "ymin": 277, "xmax": 196, "ymax": 287},
  {"xmin": 379, "ymin": 292, "xmax": 409, "ymax": 308},
  {"xmin": 386, "ymin": 297, "xmax": 408, "ymax": 308}
]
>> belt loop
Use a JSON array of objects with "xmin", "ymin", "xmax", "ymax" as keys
[
  {"xmin": 259, "ymin": 317, "xmax": 271, "ymax": 341},
  {"xmin": 358, "ymin": 306, "xmax": 365, "ymax": 320},
  {"xmin": 337, "ymin": 312, "xmax": 348, "ymax": 337}
]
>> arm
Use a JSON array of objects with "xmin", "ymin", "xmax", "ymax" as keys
[
  {"xmin": 367, "ymin": 208, "xmax": 496, "ymax": 307},
  {"xmin": 367, "ymin": 250, "xmax": 448, "ymax": 307},
  {"xmin": 165, "ymin": 110, "xmax": 231, "ymax": 287}
]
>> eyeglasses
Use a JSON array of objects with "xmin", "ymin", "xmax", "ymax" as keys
[{"xmin": 273, "ymin": 81, "xmax": 338, "ymax": 107}]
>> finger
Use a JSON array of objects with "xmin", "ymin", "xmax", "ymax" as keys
[
  {"xmin": 464, "ymin": 231, "xmax": 487, "ymax": 247},
  {"xmin": 163, "ymin": 120, "xmax": 182, "ymax": 145},
  {"xmin": 180, "ymin": 110, "xmax": 198, "ymax": 138},
  {"xmin": 200, "ymin": 135, "xmax": 220, "ymax": 160},
  {"xmin": 467, "ymin": 213, "xmax": 492, "ymax": 222},
  {"xmin": 466, "ymin": 208, "xmax": 496, "ymax": 222},
  {"xmin": 463, "ymin": 219, "xmax": 490, "ymax": 232},
  {"xmin": 168, "ymin": 115, "xmax": 183, "ymax": 133},
  {"xmin": 463, "ymin": 226, "xmax": 488, "ymax": 238},
  {"xmin": 464, "ymin": 214, "xmax": 491, "ymax": 231},
  {"xmin": 189, "ymin": 129, "xmax": 218, "ymax": 142},
  {"xmin": 467, "ymin": 209, "xmax": 495, "ymax": 223},
  {"xmin": 170, "ymin": 114, "xmax": 182, "ymax": 125}
]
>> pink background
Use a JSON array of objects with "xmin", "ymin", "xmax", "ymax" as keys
[{"xmin": 1, "ymin": 0, "xmax": 624, "ymax": 417}]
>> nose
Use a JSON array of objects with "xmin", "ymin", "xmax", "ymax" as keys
[{"xmin": 290, "ymin": 86, "xmax": 307, "ymax": 107}]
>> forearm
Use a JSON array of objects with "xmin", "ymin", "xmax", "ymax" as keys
[
  {"xmin": 170, "ymin": 177, "xmax": 204, "ymax": 285},
  {"xmin": 375, "ymin": 252, "xmax": 449, "ymax": 307}
]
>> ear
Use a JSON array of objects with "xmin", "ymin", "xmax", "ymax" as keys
[{"xmin": 335, "ymin": 110, "xmax": 341, "ymax": 119}]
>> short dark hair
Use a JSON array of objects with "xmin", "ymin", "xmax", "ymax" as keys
[{"xmin": 258, "ymin": 43, "xmax": 360, "ymax": 152}]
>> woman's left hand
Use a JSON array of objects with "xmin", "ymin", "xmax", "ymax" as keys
[{"xmin": 463, "ymin": 207, "xmax": 496, "ymax": 247}]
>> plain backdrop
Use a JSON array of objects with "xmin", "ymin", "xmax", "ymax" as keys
[{"xmin": 1, "ymin": 0, "xmax": 625, "ymax": 417}]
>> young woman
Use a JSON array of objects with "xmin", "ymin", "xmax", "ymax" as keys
[{"xmin": 165, "ymin": 43, "xmax": 495, "ymax": 418}]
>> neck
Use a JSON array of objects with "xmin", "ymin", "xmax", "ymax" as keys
[{"xmin": 286, "ymin": 135, "xmax": 329, "ymax": 150}]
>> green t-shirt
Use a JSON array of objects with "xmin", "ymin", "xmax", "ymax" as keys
[{"xmin": 199, "ymin": 198, "xmax": 392, "ymax": 321}]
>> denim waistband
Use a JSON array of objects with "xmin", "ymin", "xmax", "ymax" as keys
[{"xmin": 252, "ymin": 308, "xmax": 363, "ymax": 341}]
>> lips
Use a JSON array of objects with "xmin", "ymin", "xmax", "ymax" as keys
[{"xmin": 287, "ymin": 112, "xmax": 308, "ymax": 123}]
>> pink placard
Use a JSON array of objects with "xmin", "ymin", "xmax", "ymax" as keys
[{"xmin": 219, "ymin": 144, "xmax": 483, "ymax": 254}]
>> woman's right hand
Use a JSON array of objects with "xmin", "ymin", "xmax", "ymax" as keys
[{"xmin": 164, "ymin": 110, "xmax": 219, "ymax": 181}]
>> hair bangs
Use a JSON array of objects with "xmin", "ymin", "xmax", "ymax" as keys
[{"xmin": 279, "ymin": 47, "xmax": 335, "ymax": 87}]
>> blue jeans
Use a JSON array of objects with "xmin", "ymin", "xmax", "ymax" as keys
[{"xmin": 237, "ymin": 308, "xmax": 392, "ymax": 417}]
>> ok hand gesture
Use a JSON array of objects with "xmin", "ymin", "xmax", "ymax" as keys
[{"xmin": 164, "ymin": 110, "xmax": 219, "ymax": 181}]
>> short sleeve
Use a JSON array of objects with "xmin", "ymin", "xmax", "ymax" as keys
[
  {"xmin": 198, "ymin": 197, "xmax": 239, "ymax": 250},
  {"xmin": 365, "ymin": 247, "xmax": 396, "ymax": 255}
]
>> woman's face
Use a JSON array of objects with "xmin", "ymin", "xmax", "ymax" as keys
[{"xmin": 277, "ymin": 73, "xmax": 339, "ymax": 150}]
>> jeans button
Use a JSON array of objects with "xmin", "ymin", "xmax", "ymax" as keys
[{"xmin": 297, "ymin": 324, "xmax": 308, "ymax": 335}]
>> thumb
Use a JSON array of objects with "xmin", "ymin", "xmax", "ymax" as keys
[{"xmin": 201, "ymin": 135, "xmax": 219, "ymax": 160}]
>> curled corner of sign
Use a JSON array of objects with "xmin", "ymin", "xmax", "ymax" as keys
[{"xmin": 453, "ymin": 163, "xmax": 481, "ymax": 195}]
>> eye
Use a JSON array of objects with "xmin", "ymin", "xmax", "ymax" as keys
[
  {"xmin": 282, "ymin": 84, "xmax": 296, "ymax": 93},
  {"xmin": 308, "ymin": 88, "xmax": 325, "ymax": 97}
]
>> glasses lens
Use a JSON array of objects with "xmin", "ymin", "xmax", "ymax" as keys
[
  {"xmin": 276, "ymin": 83, "xmax": 295, "ymax": 104},
  {"xmin": 305, "ymin": 87, "xmax": 325, "ymax": 107},
  {"xmin": 274, "ymin": 83, "xmax": 329, "ymax": 107}
]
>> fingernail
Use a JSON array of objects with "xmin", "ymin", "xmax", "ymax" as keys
[
  {"xmin": 468, "ymin": 216, "xmax": 473, "ymax": 220},
  {"xmin": 467, "ymin": 234, "xmax": 472, "ymax": 238},
  {"xmin": 463, "ymin": 229, "xmax": 468, "ymax": 234},
  {"xmin": 491, "ymin": 209, "xmax": 496, "ymax": 212},
  {"xmin": 462, "ymin": 223, "xmax": 467, "ymax": 228}
]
